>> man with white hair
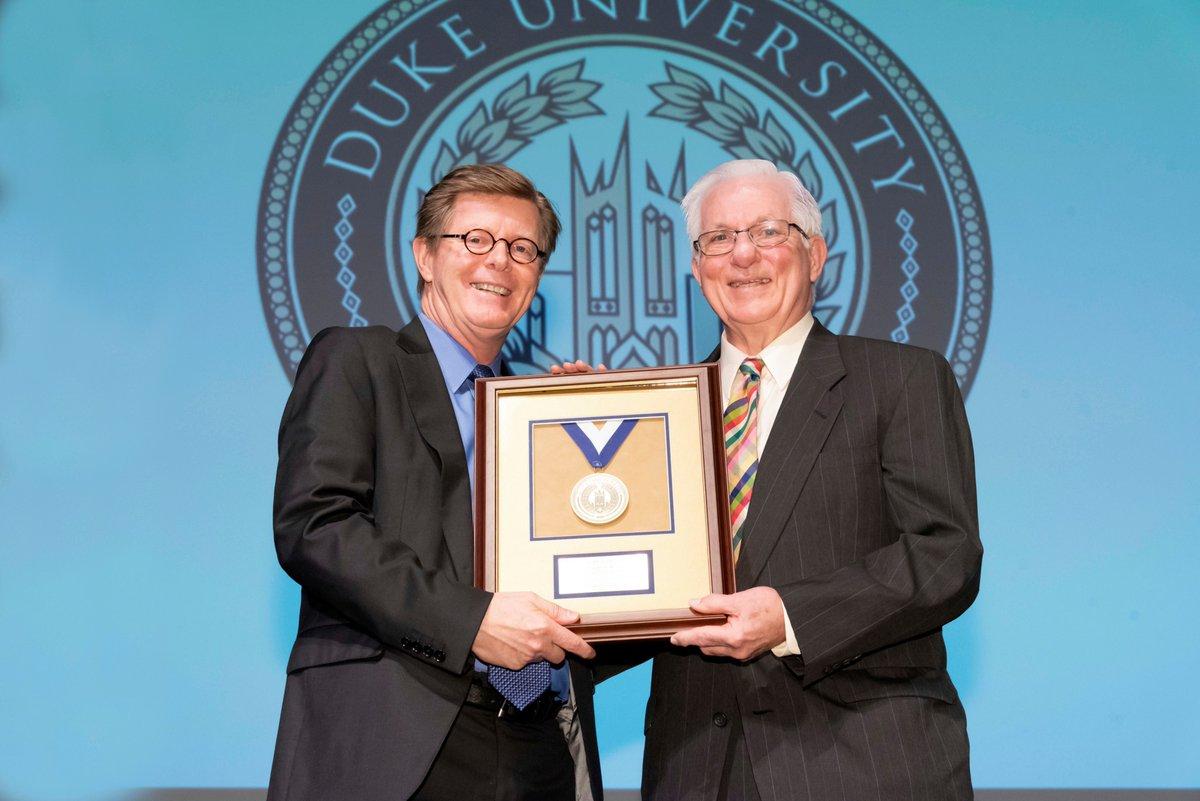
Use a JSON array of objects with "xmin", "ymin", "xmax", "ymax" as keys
[{"xmin": 641, "ymin": 159, "xmax": 983, "ymax": 800}]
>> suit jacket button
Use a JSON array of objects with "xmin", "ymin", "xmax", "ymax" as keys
[{"xmin": 713, "ymin": 712, "xmax": 729, "ymax": 728}]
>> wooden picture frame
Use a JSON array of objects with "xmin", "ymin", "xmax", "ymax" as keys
[{"xmin": 474, "ymin": 365, "xmax": 734, "ymax": 642}]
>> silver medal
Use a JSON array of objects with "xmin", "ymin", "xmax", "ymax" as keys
[{"xmin": 570, "ymin": 472, "xmax": 630, "ymax": 525}]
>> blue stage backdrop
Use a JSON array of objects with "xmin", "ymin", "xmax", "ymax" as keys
[{"xmin": 1, "ymin": 1, "xmax": 1197, "ymax": 799}]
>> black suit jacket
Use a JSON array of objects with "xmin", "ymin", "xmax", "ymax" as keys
[
  {"xmin": 641, "ymin": 323, "xmax": 983, "ymax": 801},
  {"xmin": 266, "ymin": 320, "xmax": 603, "ymax": 801}
]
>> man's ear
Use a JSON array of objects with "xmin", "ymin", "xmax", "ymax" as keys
[
  {"xmin": 412, "ymin": 237, "xmax": 433, "ymax": 285},
  {"xmin": 807, "ymin": 235, "xmax": 829, "ymax": 284}
]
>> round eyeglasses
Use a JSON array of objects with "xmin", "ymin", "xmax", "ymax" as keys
[
  {"xmin": 440, "ymin": 228, "xmax": 546, "ymax": 264},
  {"xmin": 693, "ymin": 220, "xmax": 809, "ymax": 256}
]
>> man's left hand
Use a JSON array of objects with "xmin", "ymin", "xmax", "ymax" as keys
[{"xmin": 669, "ymin": 587, "xmax": 786, "ymax": 661}]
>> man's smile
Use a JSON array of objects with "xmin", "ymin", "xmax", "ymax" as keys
[
  {"xmin": 470, "ymin": 282, "xmax": 512, "ymax": 297},
  {"xmin": 728, "ymin": 277, "xmax": 771, "ymax": 288}
]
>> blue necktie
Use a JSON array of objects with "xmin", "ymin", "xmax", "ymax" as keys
[
  {"xmin": 488, "ymin": 660, "xmax": 553, "ymax": 710},
  {"xmin": 466, "ymin": 363, "xmax": 553, "ymax": 710}
]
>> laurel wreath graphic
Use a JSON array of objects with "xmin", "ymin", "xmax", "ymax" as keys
[
  {"xmin": 429, "ymin": 60, "xmax": 602, "ymax": 183},
  {"xmin": 649, "ymin": 63, "xmax": 847, "ymax": 305}
]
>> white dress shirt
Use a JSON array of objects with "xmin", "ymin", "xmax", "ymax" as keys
[{"xmin": 718, "ymin": 312, "xmax": 814, "ymax": 658}]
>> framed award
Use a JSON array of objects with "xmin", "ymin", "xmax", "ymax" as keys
[{"xmin": 474, "ymin": 365, "xmax": 734, "ymax": 642}]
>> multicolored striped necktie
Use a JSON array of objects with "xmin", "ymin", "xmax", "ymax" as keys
[{"xmin": 724, "ymin": 358, "xmax": 765, "ymax": 562}]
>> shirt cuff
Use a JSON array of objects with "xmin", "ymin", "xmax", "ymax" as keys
[{"xmin": 770, "ymin": 598, "xmax": 802, "ymax": 658}]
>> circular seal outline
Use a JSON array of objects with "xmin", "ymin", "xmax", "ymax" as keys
[
  {"xmin": 796, "ymin": 0, "xmax": 993, "ymax": 383},
  {"xmin": 258, "ymin": 0, "xmax": 991, "ymax": 395}
]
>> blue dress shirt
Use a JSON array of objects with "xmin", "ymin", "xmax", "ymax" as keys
[{"xmin": 417, "ymin": 314, "xmax": 570, "ymax": 701}]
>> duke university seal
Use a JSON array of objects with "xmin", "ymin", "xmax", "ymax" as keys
[{"xmin": 258, "ymin": 0, "xmax": 991, "ymax": 395}]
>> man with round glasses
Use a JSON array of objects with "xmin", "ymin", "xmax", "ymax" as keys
[
  {"xmin": 640, "ymin": 159, "xmax": 982, "ymax": 800},
  {"xmin": 269, "ymin": 164, "xmax": 603, "ymax": 801}
]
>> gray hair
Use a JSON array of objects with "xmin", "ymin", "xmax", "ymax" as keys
[{"xmin": 680, "ymin": 159, "xmax": 822, "ymax": 243}]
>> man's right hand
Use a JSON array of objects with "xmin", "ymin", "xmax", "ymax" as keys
[
  {"xmin": 549, "ymin": 360, "xmax": 606, "ymax": 375},
  {"xmin": 471, "ymin": 592, "xmax": 596, "ymax": 668}
]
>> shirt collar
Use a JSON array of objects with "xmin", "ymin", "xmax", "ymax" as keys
[
  {"xmin": 417, "ymin": 313, "xmax": 502, "ymax": 395},
  {"xmin": 719, "ymin": 312, "xmax": 815, "ymax": 399}
]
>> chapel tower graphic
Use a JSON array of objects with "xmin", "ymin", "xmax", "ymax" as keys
[{"xmin": 566, "ymin": 119, "xmax": 718, "ymax": 368}]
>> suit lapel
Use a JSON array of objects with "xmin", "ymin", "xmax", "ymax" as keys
[
  {"xmin": 734, "ymin": 322, "xmax": 846, "ymax": 587},
  {"xmin": 393, "ymin": 318, "xmax": 474, "ymax": 582}
]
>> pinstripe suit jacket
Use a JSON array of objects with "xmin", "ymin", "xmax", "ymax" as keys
[{"xmin": 641, "ymin": 322, "xmax": 982, "ymax": 801}]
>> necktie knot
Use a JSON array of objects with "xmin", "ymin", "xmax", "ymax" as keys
[
  {"xmin": 739, "ymin": 357, "xmax": 765, "ymax": 382},
  {"xmin": 463, "ymin": 363, "xmax": 495, "ymax": 393}
]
